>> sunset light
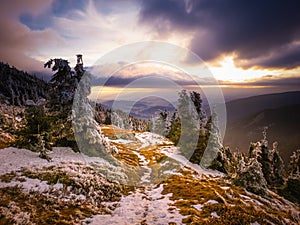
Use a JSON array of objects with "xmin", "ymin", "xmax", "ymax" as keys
[{"xmin": 1, "ymin": 1, "xmax": 300, "ymax": 224}]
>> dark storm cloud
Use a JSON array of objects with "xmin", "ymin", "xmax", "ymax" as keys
[
  {"xmin": 139, "ymin": 0, "xmax": 300, "ymax": 68},
  {"xmin": 258, "ymin": 45, "xmax": 300, "ymax": 69}
]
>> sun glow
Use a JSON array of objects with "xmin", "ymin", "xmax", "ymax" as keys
[{"xmin": 209, "ymin": 56, "xmax": 279, "ymax": 82}]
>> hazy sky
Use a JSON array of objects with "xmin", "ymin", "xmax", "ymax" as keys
[{"xmin": 1, "ymin": 0, "xmax": 300, "ymax": 100}]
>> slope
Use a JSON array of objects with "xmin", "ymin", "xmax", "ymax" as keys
[
  {"xmin": 1, "ymin": 126, "xmax": 299, "ymax": 224},
  {"xmin": 224, "ymin": 104, "xmax": 300, "ymax": 163},
  {"xmin": 226, "ymin": 91, "xmax": 300, "ymax": 123},
  {"xmin": 0, "ymin": 62, "xmax": 48, "ymax": 105}
]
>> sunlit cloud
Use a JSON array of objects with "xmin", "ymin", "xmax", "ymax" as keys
[
  {"xmin": 1, "ymin": 0, "xmax": 300, "ymax": 90},
  {"xmin": 208, "ymin": 56, "xmax": 282, "ymax": 82},
  {"xmin": 48, "ymin": 0, "xmax": 153, "ymax": 66}
]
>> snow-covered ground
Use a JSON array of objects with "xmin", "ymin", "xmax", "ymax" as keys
[
  {"xmin": 84, "ymin": 184, "xmax": 185, "ymax": 225},
  {"xmin": 160, "ymin": 146, "xmax": 223, "ymax": 177},
  {"xmin": 0, "ymin": 147, "xmax": 85, "ymax": 175},
  {"xmin": 135, "ymin": 132, "xmax": 173, "ymax": 150},
  {"xmin": 1, "ymin": 127, "xmax": 300, "ymax": 225},
  {"xmin": 193, "ymin": 199, "xmax": 219, "ymax": 211}
]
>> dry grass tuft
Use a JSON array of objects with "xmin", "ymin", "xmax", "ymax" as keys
[{"xmin": 161, "ymin": 169, "xmax": 300, "ymax": 224}]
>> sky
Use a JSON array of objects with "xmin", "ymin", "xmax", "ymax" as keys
[{"xmin": 1, "ymin": 0, "xmax": 300, "ymax": 101}]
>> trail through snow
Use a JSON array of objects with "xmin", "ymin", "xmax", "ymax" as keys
[
  {"xmin": 1, "ymin": 125, "xmax": 300, "ymax": 225},
  {"xmin": 83, "ymin": 130, "xmax": 190, "ymax": 224},
  {"xmin": 0, "ymin": 129, "xmax": 219, "ymax": 225},
  {"xmin": 84, "ymin": 184, "xmax": 185, "ymax": 225}
]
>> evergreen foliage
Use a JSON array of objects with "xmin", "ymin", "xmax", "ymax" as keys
[
  {"xmin": 234, "ymin": 158, "xmax": 269, "ymax": 195},
  {"xmin": 279, "ymin": 149, "xmax": 300, "ymax": 204},
  {"xmin": 0, "ymin": 62, "xmax": 48, "ymax": 105},
  {"xmin": 166, "ymin": 90, "xmax": 223, "ymax": 166},
  {"xmin": 14, "ymin": 101, "xmax": 51, "ymax": 151},
  {"xmin": 2, "ymin": 60, "xmax": 300, "ymax": 203}
]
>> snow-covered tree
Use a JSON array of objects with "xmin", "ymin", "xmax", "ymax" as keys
[
  {"xmin": 150, "ymin": 109, "xmax": 170, "ymax": 136},
  {"xmin": 287, "ymin": 149, "xmax": 300, "ymax": 179},
  {"xmin": 251, "ymin": 128, "xmax": 285, "ymax": 188},
  {"xmin": 234, "ymin": 157, "xmax": 268, "ymax": 195},
  {"xmin": 278, "ymin": 149, "xmax": 300, "ymax": 204},
  {"xmin": 167, "ymin": 110, "xmax": 181, "ymax": 144},
  {"xmin": 72, "ymin": 70, "xmax": 120, "ymax": 164}
]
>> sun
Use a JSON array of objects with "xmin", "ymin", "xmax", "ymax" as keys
[{"xmin": 209, "ymin": 56, "xmax": 275, "ymax": 82}]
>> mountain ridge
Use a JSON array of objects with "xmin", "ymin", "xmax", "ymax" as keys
[
  {"xmin": 226, "ymin": 91, "xmax": 300, "ymax": 123},
  {"xmin": 225, "ymin": 103, "xmax": 300, "ymax": 163}
]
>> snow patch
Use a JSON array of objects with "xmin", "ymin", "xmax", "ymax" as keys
[
  {"xmin": 84, "ymin": 184, "xmax": 184, "ymax": 225},
  {"xmin": 0, "ymin": 147, "xmax": 85, "ymax": 175},
  {"xmin": 211, "ymin": 211, "xmax": 220, "ymax": 218},
  {"xmin": 160, "ymin": 147, "xmax": 223, "ymax": 177},
  {"xmin": 193, "ymin": 199, "xmax": 219, "ymax": 211},
  {"xmin": 132, "ymin": 150, "xmax": 152, "ymax": 185},
  {"xmin": 111, "ymin": 139, "xmax": 133, "ymax": 144},
  {"xmin": 221, "ymin": 186, "xmax": 230, "ymax": 190},
  {"xmin": 135, "ymin": 132, "xmax": 172, "ymax": 150},
  {"xmin": 250, "ymin": 222, "xmax": 261, "ymax": 225}
]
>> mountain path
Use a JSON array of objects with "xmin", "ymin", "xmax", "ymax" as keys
[{"xmin": 85, "ymin": 128, "xmax": 186, "ymax": 224}]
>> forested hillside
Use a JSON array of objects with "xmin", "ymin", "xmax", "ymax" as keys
[{"xmin": 0, "ymin": 62, "xmax": 48, "ymax": 106}]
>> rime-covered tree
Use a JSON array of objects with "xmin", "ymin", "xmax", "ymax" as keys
[
  {"xmin": 278, "ymin": 149, "xmax": 300, "ymax": 204},
  {"xmin": 287, "ymin": 149, "xmax": 300, "ymax": 178},
  {"xmin": 42, "ymin": 55, "xmax": 86, "ymax": 150},
  {"xmin": 252, "ymin": 127, "xmax": 285, "ymax": 188},
  {"xmin": 45, "ymin": 58, "xmax": 78, "ymax": 113},
  {"xmin": 200, "ymin": 111, "xmax": 225, "ymax": 170},
  {"xmin": 167, "ymin": 90, "xmax": 219, "ymax": 164},
  {"xmin": 72, "ymin": 63, "xmax": 119, "ymax": 163},
  {"xmin": 150, "ymin": 109, "xmax": 170, "ymax": 136},
  {"xmin": 167, "ymin": 110, "xmax": 181, "ymax": 145},
  {"xmin": 234, "ymin": 156, "xmax": 268, "ymax": 195},
  {"xmin": 174, "ymin": 90, "xmax": 200, "ymax": 158}
]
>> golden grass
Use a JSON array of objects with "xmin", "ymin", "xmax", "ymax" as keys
[
  {"xmin": 97, "ymin": 125, "xmax": 300, "ymax": 224},
  {"xmin": 0, "ymin": 186, "xmax": 104, "ymax": 225},
  {"xmin": 115, "ymin": 149, "xmax": 139, "ymax": 167},
  {"xmin": 101, "ymin": 125, "xmax": 134, "ymax": 140},
  {"xmin": 161, "ymin": 169, "xmax": 300, "ymax": 225},
  {"xmin": 0, "ymin": 171, "xmax": 16, "ymax": 183}
]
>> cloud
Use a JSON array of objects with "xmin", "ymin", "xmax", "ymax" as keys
[
  {"xmin": 91, "ymin": 62, "xmax": 219, "ymax": 87},
  {"xmin": 247, "ymin": 43, "xmax": 300, "ymax": 69},
  {"xmin": 0, "ymin": 0, "xmax": 65, "ymax": 76},
  {"xmin": 220, "ymin": 74, "xmax": 300, "ymax": 87},
  {"xmin": 0, "ymin": 0, "xmax": 148, "ymax": 76},
  {"xmin": 139, "ymin": 0, "xmax": 300, "ymax": 69},
  {"xmin": 50, "ymin": 0, "xmax": 151, "ymax": 66}
]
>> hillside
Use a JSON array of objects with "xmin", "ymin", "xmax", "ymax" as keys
[
  {"xmin": 102, "ymin": 97, "xmax": 175, "ymax": 120},
  {"xmin": 1, "ymin": 126, "xmax": 299, "ymax": 225},
  {"xmin": 226, "ymin": 91, "xmax": 300, "ymax": 123},
  {"xmin": 224, "ymin": 104, "xmax": 300, "ymax": 163},
  {"xmin": 1, "ymin": 59, "xmax": 300, "ymax": 224},
  {"xmin": 0, "ymin": 62, "xmax": 48, "ymax": 106}
]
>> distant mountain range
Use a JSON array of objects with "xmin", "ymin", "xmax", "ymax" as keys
[
  {"xmin": 225, "ymin": 91, "xmax": 300, "ymax": 163},
  {"xmin": 101, "ymin": 96, "xmax": 176, "ymax": 120},
  {"xmin": 226, "ymin": 91, "xmax": 300, "ymax": 123}
]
